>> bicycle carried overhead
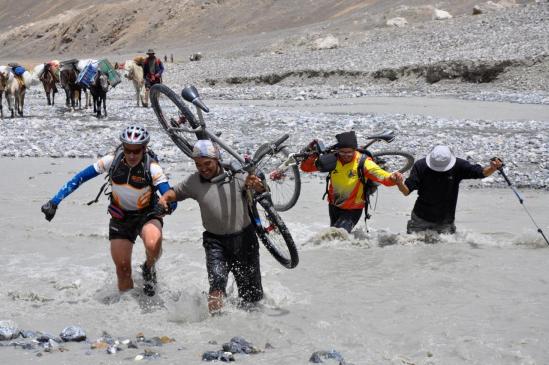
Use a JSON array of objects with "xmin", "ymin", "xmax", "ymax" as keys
[{"xmin": 150, "ymin": 83, "xmax": 299, "ymax": 269}]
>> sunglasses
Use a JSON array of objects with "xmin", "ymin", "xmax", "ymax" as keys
[{"xmin": 123, "ymin": 146, "xmax": 144, "ymax": 155}]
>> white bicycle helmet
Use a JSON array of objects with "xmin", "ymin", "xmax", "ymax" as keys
[{"xmin": 119, "ymin": 125, "xmax": 150, "ymax": 145}]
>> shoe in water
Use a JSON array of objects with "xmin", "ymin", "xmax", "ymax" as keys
[{"xmin": 141, "ymin": 262, "xmax": 157, "ymax": 296}]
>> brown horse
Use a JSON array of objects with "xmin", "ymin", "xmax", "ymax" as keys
[
  {"xmin": 0, "ymin": 70, "xmax": 8, "ymax": 118},
  {"xmin": 40, "ymin": 64, "xmax": 58, "ymax": 106},
  {"xmin": 60, "ymin": 65, "xmax": 81, "ymax": 110}
]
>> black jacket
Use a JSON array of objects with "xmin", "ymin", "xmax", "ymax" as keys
[{"xmin": 404, "ymin": 157, "xmax": 485, "ymax": 224}]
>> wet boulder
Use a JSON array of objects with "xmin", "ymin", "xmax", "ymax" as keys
[
  {"xmin": 202, "ymin": 350, "xmax": 235, "ymax": 362},
  {"xmin": 60, "ymin": 326, "xmax": 86, "ymax": 342},
  {"xmin": 222, "ymin": 336, "xmax": 260, "ymax": 354},
  {"xmin": 0, "ymin": 320, "xmax": 20, "ymax": 341},
  {"xmin": 309, "ymin": 350, "xmax": 347, "ymax": 365}
]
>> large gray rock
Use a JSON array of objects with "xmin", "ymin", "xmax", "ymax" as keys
[
  {"xmin": 0, "ymin": 320, "xmax": 19, "ymax": 341},
  {"xmin": 60, "ymin": 326, "xmax": 86, "ymax": 342}
]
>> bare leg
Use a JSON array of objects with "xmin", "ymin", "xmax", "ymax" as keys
[
  {"xmin": 110, "ymin": 239, "xmax": 134, "ymax": 292},
  {"xmin": 139, "ymin": 219, "xmax": 162, "ymax": 269}
]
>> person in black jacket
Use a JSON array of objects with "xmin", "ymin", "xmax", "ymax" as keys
[{"xmin": 395, "ymin": 145, "xmax": 502, "ymax": 234}]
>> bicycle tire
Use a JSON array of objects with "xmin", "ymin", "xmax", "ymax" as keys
[
  {"xmin": 150, "ymin": 84, "xmax": 202, "ymax": 158},
  {"xmin": 372, "ymin": 150, "xmax": 414, "ymax": 173},
  {"xmin": 253, "ymin": 145, "xmax": 301, "ymax": 212},
  {"xmin": 250, "ymin": 196, "xmax": 299, "ymax": 269}
]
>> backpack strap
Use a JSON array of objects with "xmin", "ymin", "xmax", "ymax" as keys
[
  {"xmin": 322, "ymin": 173, "xmax": 331, "ymax": 200},
  {"xmin": 357, "ymin": 153, "xmax": 372, "ymax": 221},
  {"xmin": 86, "ymin": 180, "xmax": 109, "ymax": 205},
  {"xmin": 145, "ymin": 148, "xmax": 158, "ymax": 186},
  {"xmin": 87, "ymin": 146, "xmax": 124, "ymax": 205}
]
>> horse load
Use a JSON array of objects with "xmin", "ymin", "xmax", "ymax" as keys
[{"xmin": 76, "ymin": 59, "xmax": 121, "ymax": 88}]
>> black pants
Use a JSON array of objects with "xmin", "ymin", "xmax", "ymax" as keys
[
  {"xmin": 203, "ymin": 225, "xmax": 263, "ymax": 303},
  {"xmin": 407, "ymin": 211, "xmax": 456, "ymax": 234},
  {"xmin": 328, "ymin": 204, "xmax": 363, "ymax": 233}
]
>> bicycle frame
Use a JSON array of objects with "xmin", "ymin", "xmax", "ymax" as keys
[{"xmin": 166, "ymin": 107, "xmax": 246, "ymax": 166}]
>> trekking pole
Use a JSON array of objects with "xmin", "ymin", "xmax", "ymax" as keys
[{"xmin": 497, "ymin": 164, "xmax": 549, "ymax": 246}]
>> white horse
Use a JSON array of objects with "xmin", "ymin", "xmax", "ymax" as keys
[
  {"xmin": 0, "ymin": 66, "xmax": 26, "ymax": 117},
  {"xmin": 123, "ymin": 59, "xmax": 147, "ymax": 107}
]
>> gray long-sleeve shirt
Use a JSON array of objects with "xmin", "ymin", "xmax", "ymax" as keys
[{"xmin": 172, "ymin": 172, "xmax": 251, "ymax": 235}]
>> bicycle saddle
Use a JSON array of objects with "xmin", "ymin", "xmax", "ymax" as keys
[
  {"xmin": 181, "ymin": 85, "xmax": 210, "ymax": 113},
  {"xmin": 366, "ymin": 130, "xmax": 395, "ymax": 143}
]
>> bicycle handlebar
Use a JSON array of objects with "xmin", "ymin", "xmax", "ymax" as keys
[{"xmin": 212, "ymin": 134, "xmax": 290, "ymax": 184}]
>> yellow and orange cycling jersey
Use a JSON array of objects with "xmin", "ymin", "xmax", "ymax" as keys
[{"xmin": 301, "ymin": 151, "xmax": 395, "ymax": 209}]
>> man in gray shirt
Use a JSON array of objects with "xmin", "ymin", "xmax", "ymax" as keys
[{"xmin": 158, "ymin": 140, "xmax": 265, "ymax": 313}]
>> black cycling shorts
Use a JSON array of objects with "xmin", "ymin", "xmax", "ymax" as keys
[
  {"xmin": 108, "ymin": 212, "xmax": 163, "ymax": 243},
  {"xmin": 203, "ymin": 225, "xmax": 263, "ymax": 303}
]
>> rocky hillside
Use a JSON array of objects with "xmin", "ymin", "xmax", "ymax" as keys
[{"xmin": 0, "ymin": 0, "xmax": 536, "ymax": 60}]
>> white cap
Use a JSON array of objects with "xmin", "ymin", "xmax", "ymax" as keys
[{"xmin": 426, "ymin": 145, "xmax": 456, "ymax": 172}]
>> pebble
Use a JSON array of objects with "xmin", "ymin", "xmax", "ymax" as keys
[
  {"xmin": 309, "ymin": 350, "xmax": 347, "ymax": 364},
  {"xmin": 107, "ymin": 344, "xmax": 120, "ymax": 354},
  {"xmin": 202, "ymin": 350, "xmax": 235, "ymax": 362}
]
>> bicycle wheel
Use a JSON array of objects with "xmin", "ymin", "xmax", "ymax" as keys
[
  {"xmin": 372, "ymin": 150, "xmax": 414, "ymax": 173},
  {"xmin": 250, "ymin": 196, "xmax": 299, "ymax": 269},
  {"xmin": 253, "ymin": 145, "xmax": 301, "ymax": 212},
  {"xmin": 150, "ymin": 84, "xmax": 202, "ymax": 158}
]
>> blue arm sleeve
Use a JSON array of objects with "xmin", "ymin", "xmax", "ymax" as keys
[
  {"xmin": 157, "ymin": 181, "xmax": 177, "ymax": 211},
  {"xmin": 158, "ymin": 61, "xmax": 164, "ymax": 76},
  {"xmin": 51, "ymin": 165, "xmax": 100, "ymax": 205}
]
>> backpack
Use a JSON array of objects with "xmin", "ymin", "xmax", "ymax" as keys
[
  {"xmin": 322, "ymin": 151, "xmax": 378, "ymax": 221},
  {"xmin": 87, "ymin": 145, "xmax": 158, "ymax": 206}
]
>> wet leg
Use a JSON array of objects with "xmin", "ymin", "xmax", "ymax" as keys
[{"xmin": 110, "ymin": 239, "xmax": 134, "ymax": 291}]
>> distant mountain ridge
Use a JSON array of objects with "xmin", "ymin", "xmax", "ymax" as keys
[{"xmin": 0, "ymin": 0, "xmax": 530, "ymax": 60}]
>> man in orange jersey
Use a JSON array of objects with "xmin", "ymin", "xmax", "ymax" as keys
[{"xmin": 301, "ymin": 131, "xmax": 402, "ymax": 233}]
